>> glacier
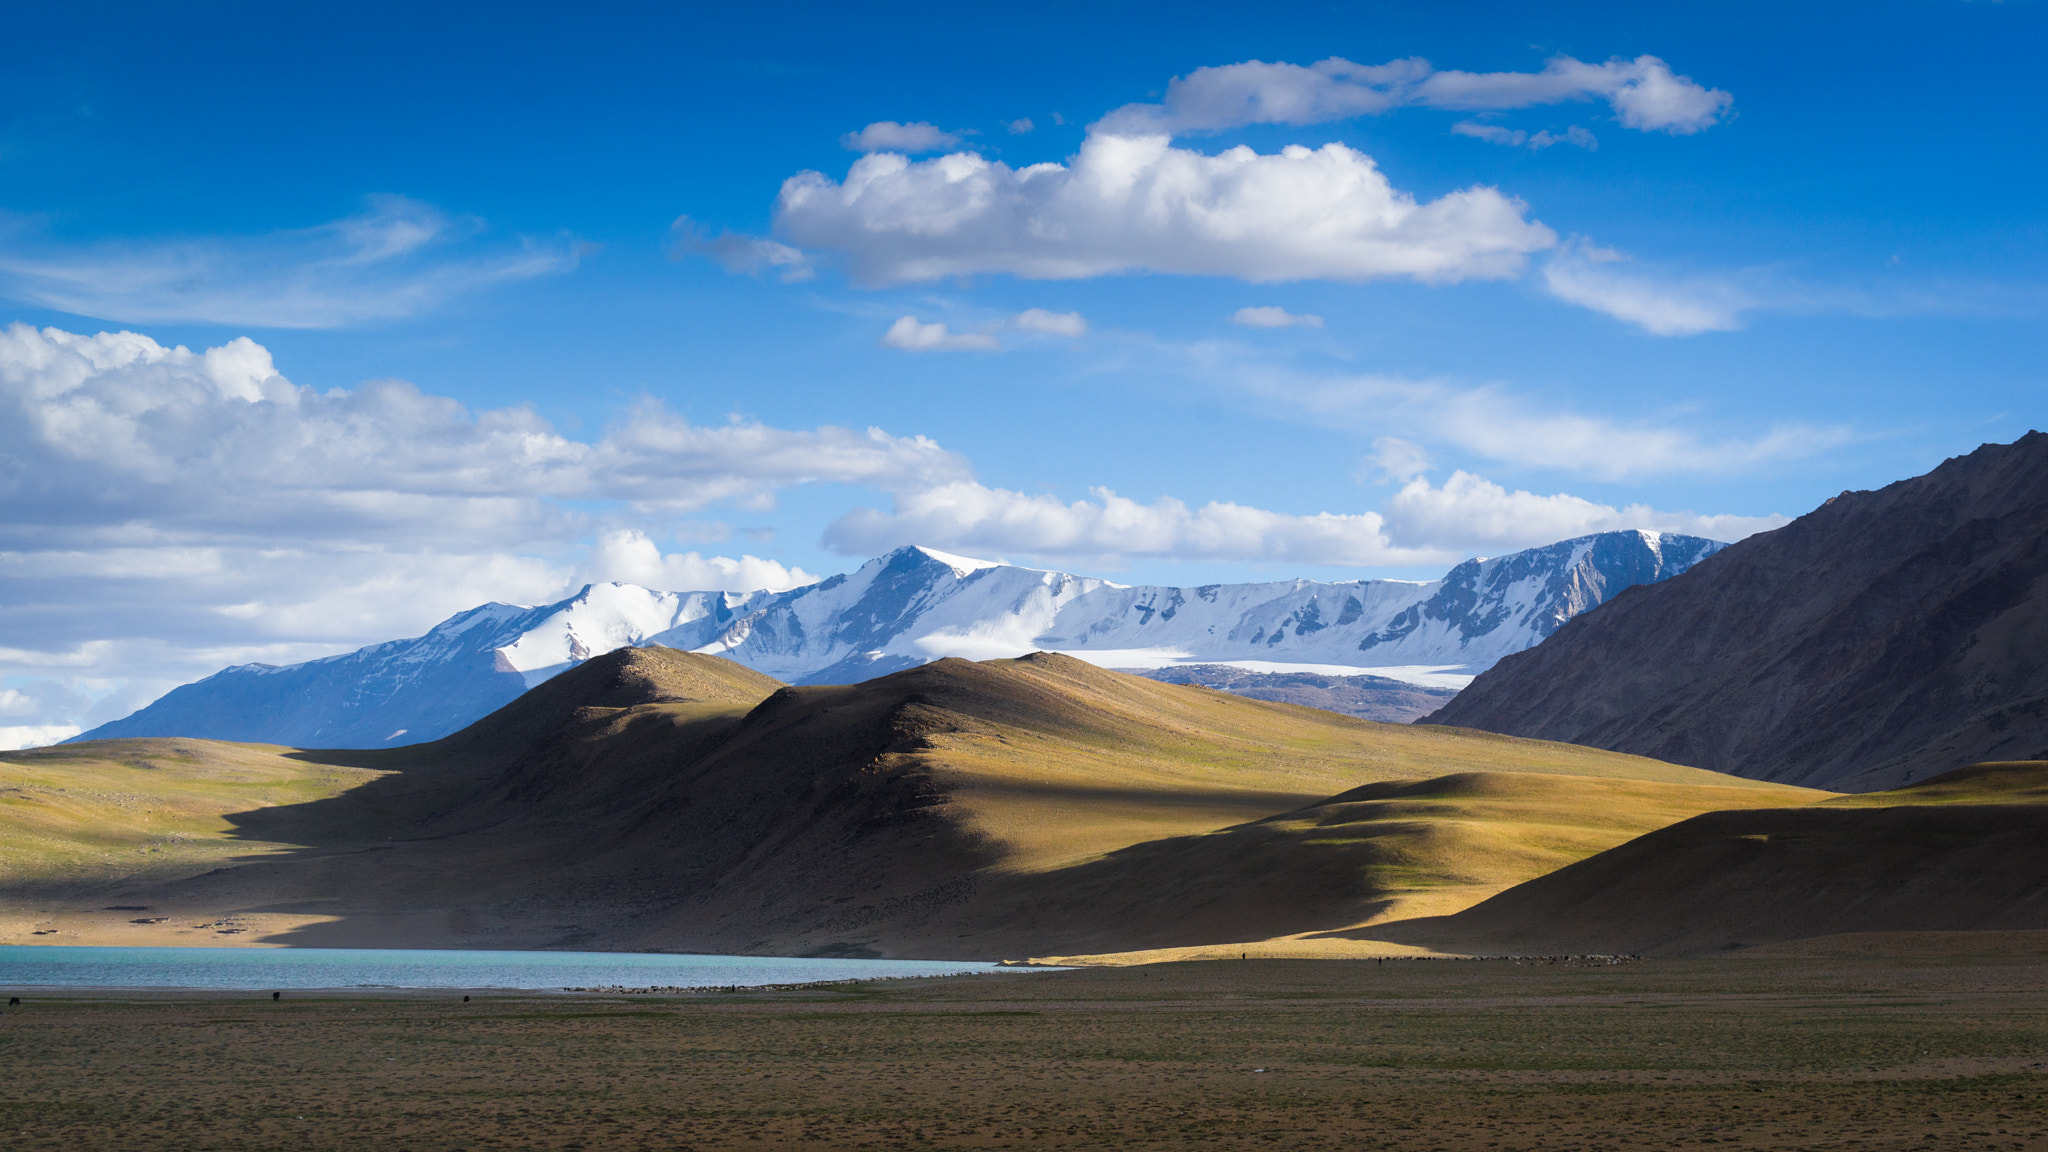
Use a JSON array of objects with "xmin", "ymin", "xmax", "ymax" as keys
[{"xmin": 74, "ymin": 529, "xmax": 1722, "ymax": 748}]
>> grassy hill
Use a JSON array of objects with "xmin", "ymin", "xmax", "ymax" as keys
[
  {"xmin": 0, "ymin": 649, "xmax": 1818, "ymax": 958},
  {"xmin": 1363, "ymin": 761, "xmax": 2048, "ymax": 956}
]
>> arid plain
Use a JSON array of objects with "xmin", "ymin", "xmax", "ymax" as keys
[{"xmin": 6, "ymin": 939, "xmax": 2048, "ymax": 1151}]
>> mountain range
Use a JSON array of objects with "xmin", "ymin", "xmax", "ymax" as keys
[
  {"xmin": 1427, "ymin": 432, "xmax": 2048, "ymax": 791},
  {"xmin": 77, "ymin": 528, "xmax": 1722, "ymax": 748}
]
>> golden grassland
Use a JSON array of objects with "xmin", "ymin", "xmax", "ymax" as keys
[
  {"xmin": 5, "ymin": 943, "xmax": 2048, "ymax": 1150},
  {"xmin": 0, "ymin": 651, "xmax": 1828, "ymax": 958},
  {"xmin": 6, "ymin": 653, "xmax": 2042, "ymax": 962}
]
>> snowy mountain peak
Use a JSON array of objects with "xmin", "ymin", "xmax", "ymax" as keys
[
  {"xmin": 76, "ymin": 530, "xmax": 1728, "ymax": 749},
  {"xmin": 902, "ymin": 545, "xmax": 1004, "ymax": 578}
]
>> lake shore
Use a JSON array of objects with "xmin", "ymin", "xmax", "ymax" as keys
[{"xmin": 4, "ymin": 939, "xmax": 2046, "ymax": 1150}]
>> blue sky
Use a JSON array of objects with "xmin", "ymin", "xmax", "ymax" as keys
[{"xmin": 0, "ymin": 0, "xmax": 2043, "ymax": 741}]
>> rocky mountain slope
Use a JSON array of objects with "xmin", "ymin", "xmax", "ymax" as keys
[
  {"xmin": 78, "ymin": 529, "xmax": 1721, "ymax": 748},
  {"xmin": 1426, "ymin": 433, "xmax": 2048, "ymax": 791},
  {"xmin": 1124, "ymin": 664, "xmax": 1458, "ymax": 723}
]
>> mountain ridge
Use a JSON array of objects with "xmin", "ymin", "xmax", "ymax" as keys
[
  {"xmin": 1424, "ymin": 432, "xmax": 2048, "ymax": 791},
  {"xmin": 77, "ymin": 528, "xmax": 1723, "ymax": 749}
]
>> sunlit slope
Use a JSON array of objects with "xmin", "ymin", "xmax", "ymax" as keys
[
  {"xmin": 889, "ymin": 770, "xmax": 1826, "ymax": 959},
  {"xmin": 0, "ymin": 739, "xmax": 385, "ymax": 893},
  {"xmin": 789, "ymin": 652, "xmax": 1792, "ymax": 873},
  {"xmin": 0, "ymin": 648, "xmax": 1804, "ymax": 958},
  {"xmin": 1371, "ymin": 761, "xmax": 2048, "ymax": 957},
  {"xmin": 0, "ymin": 649, "xmax": 786, "ymax": 947},
  {"xmin": 591, "ymin": 654, "xmax": 1812, "ymax": 956}
]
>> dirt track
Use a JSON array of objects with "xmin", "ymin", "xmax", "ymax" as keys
[{"xmin": 3, "ymin": 947, "xmax": 2047, "ymax": 1150}]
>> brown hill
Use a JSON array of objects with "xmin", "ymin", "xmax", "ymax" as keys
[
  {"xmin": 0, "ymin": 648, "xmax": 1794, "ymax": 958},
  {"xmin": 1364, "ymin": 761, "xmax": 2048, "ymax": 956},
  {"xmin": 928, "ymin": 769, "xmax": 1825, "ymax": 959},
  {"xmin": 1425, "ymin": 431, "xmax": 2048, "ymax": 791}
]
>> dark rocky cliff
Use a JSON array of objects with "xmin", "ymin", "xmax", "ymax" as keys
[{"xmin": 1423, "ymin": 432, "xmax": 2048, "ymax": 791}]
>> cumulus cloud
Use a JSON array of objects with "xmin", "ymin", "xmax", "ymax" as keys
[
  {"xmin": 0, "ymin": 725, "xmax": 83, "ymax": 752},
  {"xmin": 824, "ymin": 481, "xmax": 1448, "ymax": 567},
  {"xmin": 776, "ymin": 134, "xmax": 1554, "ymax": 286},
  {"xmin": 1010, "ymin": 308, "xmax": 1087, "ymax": 336},
  {"xmin": 670, "ymin": 216, "xmax": 815, "ymax": 281},
  {"xmin": 1006, "ymin": 118, "xmax": 1035, "ymax": 134},
  {"xmin": 1099, "ymin": 54, "xmax": 1730, "ymax": 136},
  {"xmin": 842, "ymin": 121, "xmax": 969, "ymax": 153},
  {"xmin": 1452, "ymin": 121, "xmax": 1598, "ymax": 150},
  {"xmin": 879, "ymin": 316, "xmax": 1002, "ymax": 351},
  {"xmin": 823, "ymin": 472, "xmax": 1783, "ymax": 569},
  {"xmin": 1232, "ymin": 305, "xmax": 1324, "ymax": 328},
  {"xmin": 1379, "ymin": 471, "xmax": 1786, "ymax": 551},
  {"xmin": 578, "ymin": 529, "xmax": 818, "ymax": 592},
  {"xmin": 1541, "ymin": 244, "xmax": 1753, "ymax": 335},
  {"xmin": 0, "ymin": 324, "xmax": 960, "ymax": 734},
  {"xmin": 0, "ymin": 196, "xmax": 579, "ymax": 329}
]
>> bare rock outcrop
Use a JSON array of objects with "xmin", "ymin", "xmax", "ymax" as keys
[{"xmin": 1424, "ymin": 432, "xmax": 2048, "ymax": 791}]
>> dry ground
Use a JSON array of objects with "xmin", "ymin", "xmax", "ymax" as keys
[{"xmin": 5, "ymin": 937, "xmax": 2048, "ymax": 1150}]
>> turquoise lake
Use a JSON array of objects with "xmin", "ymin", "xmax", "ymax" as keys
[{"xmin": 0, "ymin": 946, "xmax": 1021, "ymax": 990}]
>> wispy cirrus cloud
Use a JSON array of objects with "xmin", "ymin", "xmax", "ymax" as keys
[
  {"xmin": 1218, "ymin": 355, "xmax": 1849, "ymax": 481},
  {"xmin": 1095, "ymin": 54, "xmax": 1731, "ymax": 136},
  {"xmin": 1540, "ymin": 243, "xmax": 1755, "ymax": 335},
  {"xmin": 877, "ymin": 309, "xmax": 1089, "ymax": 351},
  {"xmin": 1232, "ymin": 305, "xmax": 1324, "ymax": 328},
  {"xmin": 670, "ymin": 215, "xmax": 815, "ymax": 281},
  {"xmin": 1452, "ymin": 121, "xmax": 1597, "ymax": 150},
  {"xmin": 0, "ymin": 196, "xmax": 579, "ymax": 328}
]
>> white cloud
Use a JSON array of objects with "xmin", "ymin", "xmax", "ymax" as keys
[
  {"xmin": 1011, "ymin": 308, "xmax": 1087, "ymax": 336},
  {"xmin": 578, "ymin": 529, "xmax": 819, "ymax": 592},
  {"xmin": 1380, "ymin": 471, "xmax": 1786, "ymax": 551},
  {"xmin": 0, "ymin": 196, "xmax": 579, "ymax": 328},
  {"xmin": 824, "ymin": 481, "xmax": 1449, "ymax": 567},
  {"xmin": 1229, "ymin": 361, "xmax": 1849, "ymax": 480},
  {"xmin": 1541, "ymin": 244, "xmax": 1753, "ymax": 335},
  {"xmin": 841, "ymin": 121, "xmax": 967, "ymax": 153},
  {"xmin": 1232, "ymin": 305, "xmax": 1324, "ymax": 328},
  {"xmin": 1416, "ymin": 56, "xmax": 1732, "ymax": 133},
  {"xmin": 1006, "ymin": 118, "xmax": 1035, "ymax": 134},
  {"xmin": 1098, "ymin": 54, "xmax": 1730, "ymax": 136},
  {"xmin": 670, "ymin": 216, "xmax": 815, "ymax": 281},
  {"xmin": 1451, "ymin": 121, "xmax": 1598, "ymax": 150},
  {"xmin": 0, "ymin": 725, "xmax": 82, "ymax": 752},
  {"xmin": 0, "ymin": 324, "xmax": 964, "ymax": 733},
  {"xmin": 823, "ymin": 472, "xmax": 1783, "ymax": 568},
  {"xmin": 776, "ymin": 134, "xmax": 1554, "ymax": 286},
  {"xmin": 1361, "ymin": 437, "xmax": 1431, "ymax": 482},
  {"xmin": 878, "ymin": 316, "xmax": 1002, "ymax": 351}
]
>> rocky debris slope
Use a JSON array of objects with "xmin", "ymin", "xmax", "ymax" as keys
[{"xmin": 1426, "ymin": 432, "xmax": 2048, "ymax": 791}]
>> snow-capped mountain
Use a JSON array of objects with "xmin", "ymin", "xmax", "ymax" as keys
[{"xmin": 76, "ymin": 530, "xmax": 1722, "ymax": 748}]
